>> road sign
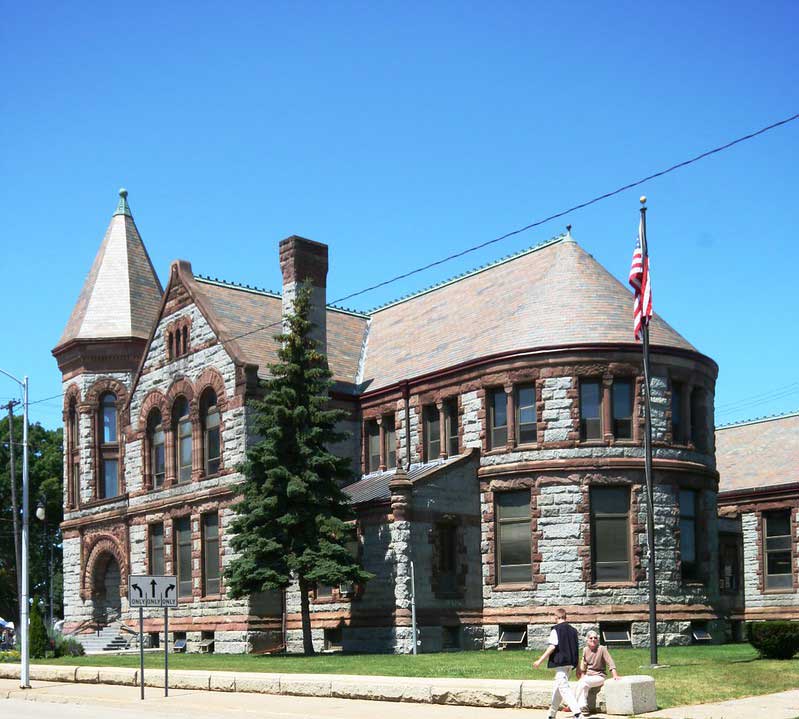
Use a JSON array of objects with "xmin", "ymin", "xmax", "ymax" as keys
[{"xmin": 128, "ymin": 574, "xmax": 178, "ymax": 608}]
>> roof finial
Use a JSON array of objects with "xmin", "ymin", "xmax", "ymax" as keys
[
  {"xmin": 114, "ymin": 187, "xmax": 132, "ymax": 217},
  {"xmin": 564, "ymin": 224, "xmax": 575, "ymax": 243}
]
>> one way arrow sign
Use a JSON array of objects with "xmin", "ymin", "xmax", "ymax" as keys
[{"xmin": 128, "ymin": 575, "xmax": 178, "ymax": 608}]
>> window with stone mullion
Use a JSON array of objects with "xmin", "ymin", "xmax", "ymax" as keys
[
  {"xmin": 679, "ymin": 489, "xmax": 700, "ymax": 581},
  {"xmin": 590, "ymin": 486, "xmax": 631, "ymax": 582},
  {"xmin": 175, "ymin": 516, "xmax": 192, "ymax": 598},
  {"xmin": 611, "ymin": 379, "xmax": 633, "ymax": 440},
  {"xmin": 489, "ymin": 390, "xmax": 508, "ymax": 450},
  {"xmin": 424, "ymin": 405, "xmax": 441, "ymax": 461},
  {"xmin": 202, "ymin": 390, "xmax": 221, "ymax": 476},
  {"xmin": 98, "ymin": 392, "xmax": 119, "ymax": 499},
  {"xmin": 383, "ymin": 415, "xmax": 397, "ymax": 469},
  {"xmin": 764, "ymin": 510, "xmax": 793, "ymax": 590},
  {"xmin": 173, "ymin": 397, "xmax": 192, "ymax": 484},
  {"xmin": 149, "ymin": 523, "xmax": 165, "ymax": 576},
  {"xmin": 68, "ymin": 401, "xmax": 81, "ymax": 507},
  {"xmin": 496, "ymin": 491, "xmax": 532, "ymax": 584},
  {"xmin": 670, "ymin": 380, "xmax": 684, "ymax": 442},
  {"xmin": 444, "ymin": 398, "xmax": 459, "ymax": 456},
  {"xmin": 366, "ymin": 420, "xmax": 380, "ymax": 473},
  {"xmin": 580, "ymin": 380, "xmax": 602, "ymax": 441},
  {"xmin": 202, "ymin": 513, "xmax": 220, "ymax": 596},
  {"xmin": 515, "ymin": 384, "xmax": 537, "ymax": 445}
]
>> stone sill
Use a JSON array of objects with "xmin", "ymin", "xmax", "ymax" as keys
[
  {"xmin": 492, "ymin": 583, "xmax": 534, "ymax": 592},
  {"xmin": 590, "ymin": 581, "xmax": 637, "ymax": 589},
  {"xmin": 80, "ymin": 493, "xmax": 129, "ymax": 510},
  {"xmin": 311, "ymin": 596, "xmax": 353, "ymax": 605},
  {"xmin": 762, "ymin": 588, "xmax": 798, "ymax": 595},
  {"xmin": 1, "ymin": 664, "xmax": 656, "ymax": 714},
  {"xmin": 512, "ymin": 442, "xmax": 543, "ymax": 451}
]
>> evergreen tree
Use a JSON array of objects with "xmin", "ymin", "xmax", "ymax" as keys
[
  {"xmin": 225, "ymin": 284, "xmax": 371, "ymax": 654},
  {"xmin": 29, "ymin": 597, "xmax": 48, "ymax": 658}
]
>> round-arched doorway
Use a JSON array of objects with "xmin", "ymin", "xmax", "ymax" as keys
[{"xmin": 91, "ymin": 552, "xmax": 122, "ymax": 625}]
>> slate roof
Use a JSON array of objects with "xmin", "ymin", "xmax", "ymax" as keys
[
  {"xmin": 343, "ymin": 454, "xmax": 470, "ymax": 505},
  {"xmin": 192, "ymin": 278, "xmax": 368, "ymax": 388},
  {"xmin": 61, "ymin": 195, "xmax": 705, "ymax": 397},
  {"xmin": 56, "ymin": 191, "xmax": 163, "ymax": 348},
  {"xmin": 716, "ymin": 412, "xmax": 799, "ymax": 494},
  {"xmin": 359, "ymin": 236, "xmax": 696, "ymax": 391}
]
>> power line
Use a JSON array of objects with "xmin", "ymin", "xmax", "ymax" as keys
[
  {"xmin": 715, "ymin": 382, "xmax": 799, "ymax": 410},
  {"xmin": 28, "ymin": 393, "xmax": 64, "ymax": 406},
  {"xmin": 716, "ymin": 387, "xmax": 799, "ymax": 417},
  {"xmin": 24, "ymin": 111, "xmax": 799, "ymax": 395},
  {"xmin": 218, "ymin": 110, "xmax": 799, "ymax": 342}
]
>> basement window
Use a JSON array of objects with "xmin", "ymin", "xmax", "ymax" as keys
[
  {"xmin": 443, "ymin": 626, "xmax": 461, "ymax": 651},
  {"xmin": 324, "ymin": 627, "xmax": 343, "ymax": 652},
  {"xmin": 498, "ymin": 625, "xmax": 527, "ymax": 650},
  {"xmin": 600, "ymin": 623, "xmax": 632, "ymax": 647},
  {"xmin": 691, "ymin": 623, "xmax": 712, "ymax": 643}
]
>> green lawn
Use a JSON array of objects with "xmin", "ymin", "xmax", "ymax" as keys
[{"xmin": 36, "ymin": 644, "xmax": 798, "ymax": 710}]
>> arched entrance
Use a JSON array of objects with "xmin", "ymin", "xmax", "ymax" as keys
[{"xmin": 91, "ymin": 552, "xmax": 122, "ymax": 625}]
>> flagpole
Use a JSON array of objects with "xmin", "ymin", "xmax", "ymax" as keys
[{"xmin": 639, "ymin": 196, "xmax": 658, "ymax": 666}]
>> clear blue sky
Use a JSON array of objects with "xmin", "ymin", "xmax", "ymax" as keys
[{"xmin": 1, "ymin": 1, "xmax": 797, "ymax": 430}]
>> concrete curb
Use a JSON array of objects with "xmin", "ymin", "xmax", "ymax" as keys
[{"xmin": 1, "ymin": 664, "xmax": 634, "ymax": 713}]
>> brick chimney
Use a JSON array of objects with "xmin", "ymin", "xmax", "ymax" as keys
[{"xmin": 279, "ymin": 235, "xmax": 328, "ymax": 353}]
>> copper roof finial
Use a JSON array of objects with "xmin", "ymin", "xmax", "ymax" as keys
[{"xmin": 114, "ymin": 187, "xmax": 132, "ymax": 217}]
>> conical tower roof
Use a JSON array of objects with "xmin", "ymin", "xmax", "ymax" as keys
[{"xmin": 56, "ymin": 189, "xmax": 163, "ymax": 348}]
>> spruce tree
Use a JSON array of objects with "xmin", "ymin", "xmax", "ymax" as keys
[{"xmin": 225, "ymin": 284, "xmax": 371, "ymax": 655}]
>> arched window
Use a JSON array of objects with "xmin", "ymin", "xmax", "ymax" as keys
[
  {"xmin": 148, "ymin": 410, "xmax": 166, "ymax": 489},
  {"xmin": 201, "ymin": 389, "xmax": 221, "ymax": 476},
  {"xmin": 68, "ymin": 399, "xmax": 80, "ymax": 507},
  {"xmin": 174, "ymin": 397, "xmax": 192, "ymax": 484},
  {"xmin": 98, "ymin": 392, "xmax": 119, "ymax": 498},
  {"xmin": 101, "ymin": 393, "xmax": 117, "ymax": 443}
]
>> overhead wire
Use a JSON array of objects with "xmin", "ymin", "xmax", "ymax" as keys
[{"xmin": 22, "ymin": 111, "xmax": 799, "ymax": 406}]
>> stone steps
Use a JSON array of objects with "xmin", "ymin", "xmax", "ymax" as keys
[{"xmin": 72, "ymin": 623, "xmax": 132, "ymax": 653}]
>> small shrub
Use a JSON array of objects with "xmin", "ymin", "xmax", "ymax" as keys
[
  {"xmin": 29, "ymin": 599, "xmax": 49, "ymax": 659},
  {"xmin": 54, "ymin": 633, "xmax": 85, "ymax": 657},
  {"xmin": 747, "ymin": 621, "xmax": 799, "ymax": 660},
  {"xmin": 0, "ymin": 650, "xmax": 21, "ymax": 663}
]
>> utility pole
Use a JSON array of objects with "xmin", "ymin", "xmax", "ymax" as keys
[
  {"xmin": 4, "ymin": 400, "xmax": 21, "ymax": 612},
  {"xmin": 0, "ymin": 369, "xmax": 29, "ymax": 688}
]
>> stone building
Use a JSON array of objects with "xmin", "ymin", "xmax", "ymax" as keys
[
  {"xmin": 715, "ymin": 412, "xmax": 799, "ymax": 638},
  {"xmin": 56, "ymin": 190, "xmax": 726, "ymax": 653}
]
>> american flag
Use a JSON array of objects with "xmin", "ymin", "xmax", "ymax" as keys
[{"xmin": 629, "ymin": 217, "xmax": 652, "ymax": 340}]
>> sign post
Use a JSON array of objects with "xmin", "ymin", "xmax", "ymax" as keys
[
  {"xmin": 164, "ymin": 606, "xmax": 169, "ymax": 697},
  {"xmin": 138, "ymin": 606, "xmax": 144, "ymax": 700},
  {"xmin": 128, "ymin": 575, "xmax": 177, "ymax": 700}
]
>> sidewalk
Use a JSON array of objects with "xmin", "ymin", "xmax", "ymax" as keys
[
  {"xmin": 4, "ymin": 677, "xmax": 799, "ymax": 719},
  {"xmin": 640, "ymin": 688, "xmax": 799, "ymax": 719},
  {"xmin": 0, "ymin": 678, "xmax": 584, "ymax": 718}
]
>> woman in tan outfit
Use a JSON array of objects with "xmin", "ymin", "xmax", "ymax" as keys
[{"xmin": 575, "ymin": 631, "xmax": 620, "ymax": 715}]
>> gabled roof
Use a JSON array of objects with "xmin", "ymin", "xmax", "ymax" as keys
[
  {"xmin": 359, "ymin": 235, "xmax": 697, "ymax": 391},
  {"xmin": 189, "ymin": 276, "xmax": 368, "ymax": 388},
  {"xmin": 56, "ymin": 190, "xmax": 163, "ymax": 349},
  {"xmin": 716, "ymin": 412, "xmax": 799, "ymax": 493},
  {"xmin": 343, "ymin": 453, "xmax": 472, "ymax": 505}
]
